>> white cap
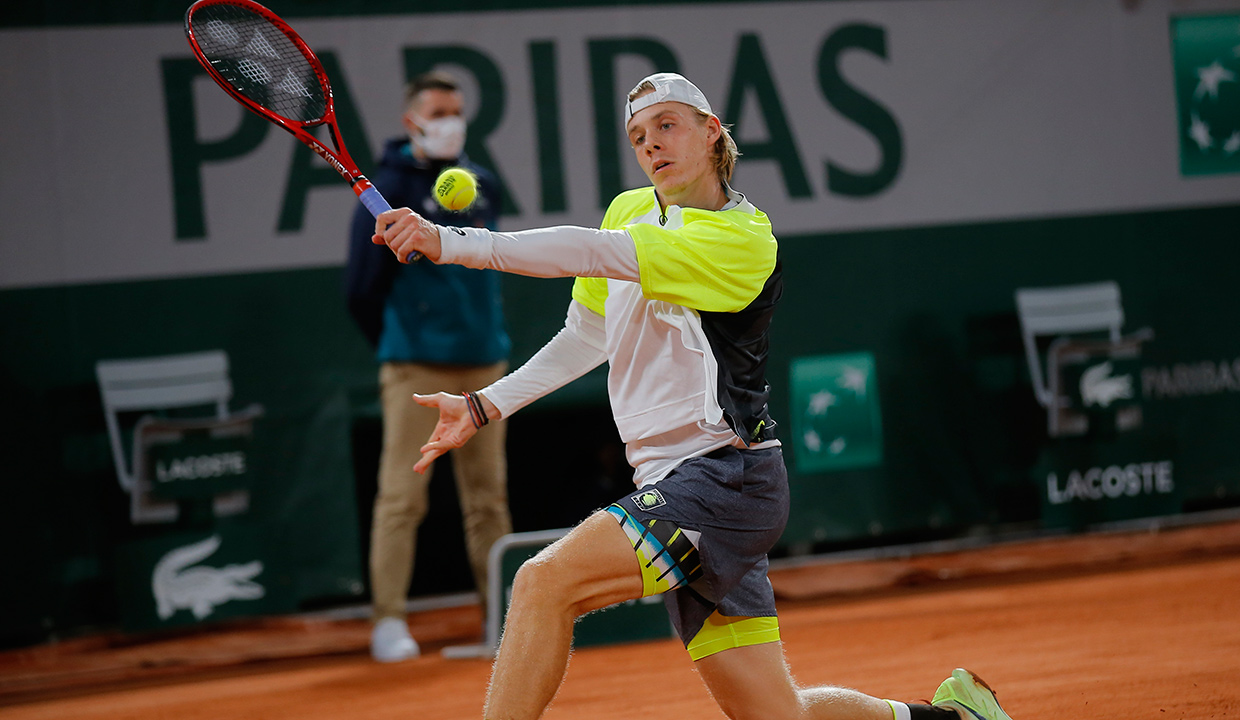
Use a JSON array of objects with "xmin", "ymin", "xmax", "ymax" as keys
[{"xmin": 624, "ymin": 72, "xmax": 713, "ymax": 125}]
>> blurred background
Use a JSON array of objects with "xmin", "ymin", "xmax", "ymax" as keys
[{"xmin": 3, "ymin": 0, "xmax": 1240, "ymax": 649}]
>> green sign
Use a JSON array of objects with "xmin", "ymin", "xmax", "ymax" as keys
[
  {"xmin": 1171, "ymin": 14, "xmax": 1240, "ymax": 176},
  {"xmin": 147, "ymin": 432, "xmax": 253, "ymax": 500},
  {"xmin": 1048, "ymin": 336, "xmax": 1146, "ymax": 439},
  {"xmin": 790, "ymin": 352, "xmax": 883, "ymax": 473},
  {"xmin": 112, "ymin": 524, "xmax": 295, "ymax": 631},
  {"xmin": 1035, "ymin": 435, "xmax": 1181, "ymax": 531}
]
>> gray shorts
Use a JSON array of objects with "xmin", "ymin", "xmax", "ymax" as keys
[{"xmin": 605, "ymin": 445, "xmax": 789, "ymax": 647}]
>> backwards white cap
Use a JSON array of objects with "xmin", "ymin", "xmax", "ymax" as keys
[{"xmin": 624, "ymin": 72, "xmax": 713, "ymax": 125}]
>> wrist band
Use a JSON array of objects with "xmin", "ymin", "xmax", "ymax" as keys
[
  {"xmin": 471, "ymin": 391, "xmax": 490, "ymax": 427},
  {"xmin": 463, "ymin": 391, "xmax": 490, "ymax": 429}
]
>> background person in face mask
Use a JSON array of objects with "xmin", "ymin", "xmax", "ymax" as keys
[
  {"xmin": 344, "ymin": 70, "xmax": 511, "ymax": 663},
  {"xmin": 403, "ymin": 75, "xmax": 467, "ymax": 160}
]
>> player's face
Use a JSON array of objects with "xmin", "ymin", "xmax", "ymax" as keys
[{"xmin": 626, "ymin": 101, "xmax": 722, "ymax": 209}]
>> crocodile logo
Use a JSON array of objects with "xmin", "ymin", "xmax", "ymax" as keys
[
  {"xmin": 1081, "ymin": 361, "xmax": 1134, "ymax": 409},
  {"xmin": 152, "ymin": 535, "xmax": 265, "ymax": 620}
]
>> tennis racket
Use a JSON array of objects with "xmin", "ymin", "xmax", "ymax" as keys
[{"xmin": 184, "ymin": 0, "xmax": 422, "ymax": 261}]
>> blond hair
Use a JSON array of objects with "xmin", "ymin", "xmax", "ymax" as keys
[{"xmin": 626, "ymin": 82, "xmax": 739, "ymax": 185}]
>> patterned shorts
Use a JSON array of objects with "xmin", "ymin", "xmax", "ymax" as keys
[{"xmin": 605, "ymin": 445, "xmax": 789, "ymax": 656}]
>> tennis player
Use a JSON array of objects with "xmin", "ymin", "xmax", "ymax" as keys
[{"xmin": 374, "ymin": 72, "xmax": 1014, "ymax": 720}]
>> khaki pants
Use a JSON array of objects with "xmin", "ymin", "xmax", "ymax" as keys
[{"xmin": 371, "ymin": 361, "xmax": 512, "ymax": 621}]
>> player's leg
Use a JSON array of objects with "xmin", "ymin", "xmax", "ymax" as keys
[
  {"xmin": 694, "ymin": 638, "xmax": 894, "ymax": 720},
  {"xmin": 642, "ymin": 445, "xmax": 975, "ymax": 720},
  {"xmin": 694, "ymin": 629, "xmax": 1004, "ymax": 720},
  {"xmin": 447, "ymin": 361, "xmax": 512, "ymax": 604},
  {"xmin": 370, "ymin": 362, "xmax": 441, "ymax": 658},
  {"xmin": 483, "ymin": 510, "xmax": 643, "ymax": 720}
]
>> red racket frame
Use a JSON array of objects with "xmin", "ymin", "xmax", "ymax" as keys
[{"xmin": 184, "ymin": 0, "xmax": 376, "ymax": 197}]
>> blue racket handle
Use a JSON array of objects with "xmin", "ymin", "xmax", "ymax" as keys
[
  {"xmin": 358, "ymin": 185, "xmax": 391, "ymax": 216},
  {"xmin": 358, "ymin": 185, "xmax": 423, "ymax": 263}
]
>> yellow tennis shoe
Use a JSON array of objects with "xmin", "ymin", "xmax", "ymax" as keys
[{"xmin": 931, "ymin": 668, "xmax": 1013, "ymax": 720}]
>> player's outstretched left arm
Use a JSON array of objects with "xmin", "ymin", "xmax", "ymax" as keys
[{"xmin": 373, "ymin": 208, "xmax": 442, "ymax": 263}]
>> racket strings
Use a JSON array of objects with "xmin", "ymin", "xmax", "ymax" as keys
[{"xmin": 189, "ymin": 4, "xmax": 326, "ymax": 123}]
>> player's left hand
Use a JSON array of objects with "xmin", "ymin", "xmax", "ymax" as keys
[
  {"xmin": 411, "ymin": 392, "xmax": 476, "ymax": 473},
  {"xmin": 374, "ymin": 207, "xmax": 442, "ymax": 263}
]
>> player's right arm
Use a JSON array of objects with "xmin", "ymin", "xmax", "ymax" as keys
[
  {"xmin": 421, "ymin": 208, "xmax": 774, "ymax": 313},
  {"xmin": 438, "ymin": 224, "xmax": 641, "ymax": 282}
]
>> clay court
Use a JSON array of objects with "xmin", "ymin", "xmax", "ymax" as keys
[{"xmin": 3, "ymin": 518, "xmax": 1239, "ymax": 719}]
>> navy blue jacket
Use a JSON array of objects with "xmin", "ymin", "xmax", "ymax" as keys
[{"xmin": 345, "ymin": 139, "xmax": 510, "ymax": 365}]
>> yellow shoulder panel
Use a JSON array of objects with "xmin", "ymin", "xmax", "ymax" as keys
[{"xmin": 628, "ymin": 206, "xmax": 777, "ymax": 313}]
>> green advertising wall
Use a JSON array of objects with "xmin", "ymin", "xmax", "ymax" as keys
[
  {"xmin": 0, "ymin": 270, "xmax": 373, "ymax": 644},
  {"xmin": 6, "ymin": 201, "xmax": 1239, "ymax": 646},
  {"xmin": 771, "ymin": 203, "xmax": 1240, "ymax": 546}
]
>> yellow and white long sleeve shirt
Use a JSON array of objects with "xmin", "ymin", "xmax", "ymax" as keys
[{"xmin": 438, "ymin": 185, "xmax": 782, "ymax": 487}]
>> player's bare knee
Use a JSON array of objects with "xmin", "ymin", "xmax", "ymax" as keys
[
  {"xmin": 511, "ymin": 551, "xmax": 608, "ymax": 620},
  {"xmin": 510, "ymin": 555, "xmax": 572, "ymax": 607}
]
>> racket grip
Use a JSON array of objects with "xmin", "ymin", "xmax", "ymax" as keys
[
  {"xmin": 358, "ymin": 186, "xmax": 423, "ymax": 263},
  {"xmin": 358, "ymin": 185, "xmax": 391, "ymax": 217}
]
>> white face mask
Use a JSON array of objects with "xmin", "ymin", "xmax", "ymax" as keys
[{"xmin": 410, "ymin": 114, "xmax": 466, "ymax": 160}]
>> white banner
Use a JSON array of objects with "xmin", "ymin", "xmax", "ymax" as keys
[{"xmin": 3, "ymin": 0, "xmax": 1240, "ymax": 289}]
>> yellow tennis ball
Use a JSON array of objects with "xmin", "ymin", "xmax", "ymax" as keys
[{"xmin": 433, "ymin": 167, "xmax": 477, "ymax": 212}]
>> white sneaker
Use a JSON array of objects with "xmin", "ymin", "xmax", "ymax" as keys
[{"xmin": 371, "ymin": 617, "xmax": 420, "ymax": 662}]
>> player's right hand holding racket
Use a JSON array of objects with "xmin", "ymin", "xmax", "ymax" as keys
[{"xmin": 372, "ymin": 208, "xmax": 444, "ymax": 264}]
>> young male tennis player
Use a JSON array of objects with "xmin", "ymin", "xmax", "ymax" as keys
[{"xmin": 374, "ymin": 72, "xmax": 1015, "ymax": 720}]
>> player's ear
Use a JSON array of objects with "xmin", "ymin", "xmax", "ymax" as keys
[{"xmin": 703, "ymin": 115, "xmax": 722, "ymax": 143}]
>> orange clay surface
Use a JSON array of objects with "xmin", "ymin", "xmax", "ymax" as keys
[{"xmin": 3, "ymin": 519, "xmax": 1239, "ymax": 719}]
